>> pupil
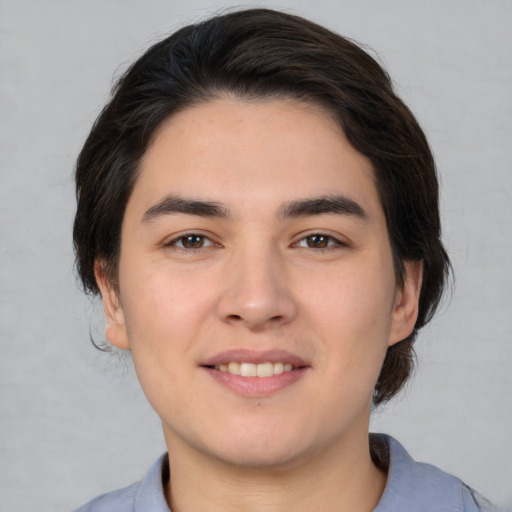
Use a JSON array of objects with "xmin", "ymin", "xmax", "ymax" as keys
[
  {"xmin": 185, "ymin": 235, "xmax": 203, "ymax": 248},
  {"xmin": 308, "ymin": 235, "xmax": 328, "ymax": 248}
]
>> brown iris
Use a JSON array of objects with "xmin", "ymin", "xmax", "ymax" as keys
[
  {"xmin": 181, "ymin": 235, "xmax": 205, "ymax": 248},
  {"xmin": 306, "ymin": 235, "xmax": 330, "ymax": 248}
]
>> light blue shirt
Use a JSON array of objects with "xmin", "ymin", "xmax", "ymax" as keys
[{"xmin": 73, "ymin": 435, "xmax": 497, "ymax": 511}]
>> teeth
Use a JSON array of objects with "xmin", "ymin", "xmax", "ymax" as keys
[
  {"xmin": 228, "ymin": 362, "xmax": 240, "ymax": 375},
  {"xmin": 256, "ymin": 362, "xmax": 273, "ymax": 377},
  {"xmin": 216, "ymin": 362, "xmax": 295, "ymax": 377},
  {"xmin": 240, "ymin": 362, "xmax": 257, "ymax": 377},
  {"xmin": 273, "ymin": 362, "xmax": 284, "ymax": 374}
]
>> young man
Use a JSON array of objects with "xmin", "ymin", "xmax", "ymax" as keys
[{"xmin": 72, "ymin": 8, "xmax": 495, "ymax": 512}]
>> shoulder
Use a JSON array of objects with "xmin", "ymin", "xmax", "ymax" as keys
[
  {"xmin": 71, "ymin": 454, "xmax": 170, "ymax": 512},
  {"xmin": 373, "ymin": 434, "xmax": 498, "ymax": 512},
  {"xmin": 72, "ymin": 482, "xmax": 139, "ymax": 512},
  {"xmin": 461, "ymin": 483, "xmax": 501, "ymax": 512}
]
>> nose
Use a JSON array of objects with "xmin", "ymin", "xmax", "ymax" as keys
[{"xmin": 216, "ymin": 244, "xmax": 298, "ymax": 331}]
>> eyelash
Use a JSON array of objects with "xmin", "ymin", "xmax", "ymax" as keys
[
  {"xmin": 294, "ymin": 233, "xmax": 345, "ymax": 250},
  {"xmin": 164, "ymin": 233, "xmax": 345, "ymax": 251},
  {"xmin": 165, "ymin": 234, "xmax": 217, "ymax": 250}
]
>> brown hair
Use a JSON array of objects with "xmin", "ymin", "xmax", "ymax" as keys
[{"xmin": 73, "ymin": 8, "xmax": 451, "ymax": 405}]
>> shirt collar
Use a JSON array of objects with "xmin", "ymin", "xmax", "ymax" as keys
[
  {"xmin": 132, "ymin": 435, "xmax": 465, "ymax": 512},
  {"xmin": 373, "ymin": 434, "xmax": 463, "ymax": 512}
]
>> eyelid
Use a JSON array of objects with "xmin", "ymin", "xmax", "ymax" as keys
[
  {"xmin": 293, "ymin": 231, "xmax": 349, "ymax": 249},
  {"xmin": 161, "ymin": 230, "xmax": 348, "ymax": 250},
  {"xmin": 162, "ymin": 231, "xmax": 220, "ymax": 249}
]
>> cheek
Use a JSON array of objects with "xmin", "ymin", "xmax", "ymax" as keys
[
  {"xmin": 306, "ymin": 264, "xmax": 395, "ymax": 382},
  {"xmin": 117, "ymin": 262, "xmax": 222, "ymax": 380},
  {"xmin": 117, "ymin": 272, "xmax": 204, "ymax": 413},
  {"xmin": 121, "ymin": 258, "xmax": 213, "ymax": 325},
  {"xmin": 309, "ymin": 264, "xmax": 395, "ymax": 332}
]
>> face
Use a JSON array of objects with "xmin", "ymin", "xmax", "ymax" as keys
[{"xmin": 97, "ymin": 99, "xmax": 421, "ymax": 469}]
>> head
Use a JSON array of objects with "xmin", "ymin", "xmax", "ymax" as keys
[{"xmin": 73, "ymin": 8, "xmax": 450, "ymax": 407}]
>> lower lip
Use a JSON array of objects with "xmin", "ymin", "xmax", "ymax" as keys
[{"xmin": 203, "ymin": 367, "xmax": 309, "ymax": 397}]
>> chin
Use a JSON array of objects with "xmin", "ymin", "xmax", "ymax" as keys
[
  {"xmin": 213, "ymin": 442, "xmax": 309, "ymax": 471},
  {"xmin": 182, "ymin": 419, "xmax": 309, "ymax": 471},
  {"xmin": 209, "ymin": 422, "xmax": 330, "ymax": 471}
]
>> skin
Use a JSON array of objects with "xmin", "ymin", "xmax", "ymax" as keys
[{"xmin": 96, "ymin": 98, "xmax": 422, "ymax": 512}]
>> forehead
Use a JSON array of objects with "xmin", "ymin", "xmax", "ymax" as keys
[{"xmin": 131, "ymin": 98, "xmax": 381, "ymax": 219}]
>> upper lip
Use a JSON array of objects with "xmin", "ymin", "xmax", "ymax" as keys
[{"xmin": 202, "ymin": 349, "xmax": 309, "ymax": 367}]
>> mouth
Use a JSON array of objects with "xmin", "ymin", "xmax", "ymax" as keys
[
  {"xmin": 201, "ymin": 350, "xmax": 309, "ymax": 396},
  {"xmin": 208, "ymin": 361, "xmax": 295, "ymax": 377}
]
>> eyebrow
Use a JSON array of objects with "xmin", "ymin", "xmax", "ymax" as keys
[
  {"xmin": 141, "ymin": 194, "xmax": 368, "ymax": 224},
  {"xmin": 141, "ymin": 195, "xmax": 230, "ymax": 224},
  {"xmin": 278, "ymin": 196, "xmax": 368, "ymax": 220}
]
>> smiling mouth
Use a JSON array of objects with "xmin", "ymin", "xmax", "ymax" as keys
[
  {"xmin": 202, "ymin": 351, "xmax": 308, "ymax": 395},
  {"xmin": 201, "ymin": 350, "xmax": 309, "ymax": 395},
  {"xmin": 211, "ymin": 362, "xmax": 295, "ymax": 377}
]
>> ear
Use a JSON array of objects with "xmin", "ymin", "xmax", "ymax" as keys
[
  {"xmin": 388, "ymin": 260, "xmax": 423, "ymax": 347},
  {"xmin": 94, "ymin": 260, "xmax": 130, "ymax": 350}
]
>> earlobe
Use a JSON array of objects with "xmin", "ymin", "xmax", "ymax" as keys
[
  {"xmin": 388, "ymin": 260, "xmax": 423, "ymax": 346},
  {"xmin": 94, "ymin": 260, "xmax": 130, "ymax": 350}
]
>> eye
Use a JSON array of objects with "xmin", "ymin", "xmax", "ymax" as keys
[
  {"xmin": 295, "ymin": 234, "xmax": 343, "ymax": 249},
  {"xmin": 167, "ymin": 234, "xmax": 216, "ymax": 249}
]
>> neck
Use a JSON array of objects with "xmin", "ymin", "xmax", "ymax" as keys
[{"xmin": 163, "ymin": 428, "xmax": 387, "ymax": 512}]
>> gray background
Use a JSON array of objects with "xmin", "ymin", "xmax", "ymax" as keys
[{"xmin": 1, "ymin": 0, "xmax": 511, "ymax": 510}]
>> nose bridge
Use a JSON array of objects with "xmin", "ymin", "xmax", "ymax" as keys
[{"xmin": 217, "ymin": 236, "xmax": 297, "ymax": 329}]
